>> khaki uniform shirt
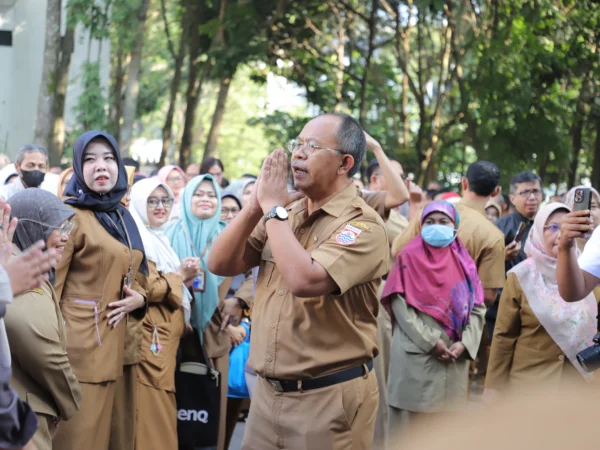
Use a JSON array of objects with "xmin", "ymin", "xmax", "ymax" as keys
[
  {"xmin": 394, "ymin": 198, "xmax": 505, "ymax": 290},
  {"xmin": 55, "ymin": 208, "xmax": 147, "ymax": 384},
  {"xmin": 137, "ymin": 261, "xmax": 185, "ymax": 393},
  {"xmin": 246, "ymin": 182, "xmax": 390, "ymax": 379},
  {"xmin": 5, "ymin": 276, "xmax": 81, "ymax": 421},
  {"xmin": 486, "ymin": 273, "xmax": 584, "ymax": 390}
]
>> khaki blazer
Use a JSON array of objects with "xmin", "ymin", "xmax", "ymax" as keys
[
  {"xmin": 387, "ymin": 294, "xmax": 485, "ymax": 413},
  {"xmin": 55, "ymin": 208, "xmax": 147, "ymax": 384},
  {"xmin": 5, "ymin": 274, "xmax": 81, "ymax": 421},
  {"xmin": 486, "ymin": 273, "xmax": 585, "ymax": 390},
  {"xmin": 137, "ymin": 261, "xmax": 184, "ymax": 392}
]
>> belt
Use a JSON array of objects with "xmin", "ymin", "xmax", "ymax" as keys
[{"xmin": 265, "ymin": 360, "xmax": 373, "ymax": 393}]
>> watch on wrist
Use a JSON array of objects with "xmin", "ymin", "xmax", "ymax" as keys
[{"xmin": 263, "ymin": 206, "xmax": 289, "ymax": 223}]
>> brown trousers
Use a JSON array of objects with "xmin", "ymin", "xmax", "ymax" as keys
[
  {"xmin": 242, "ymin": 370, "xmax": 378, "ymax": 450},
  {"xmin": 135, "ymin": 383, "xmax": 178, "ymax": 450},
  {"xmin": 109, "ymin": 364, "xmax": 137, "ymax": 450},
  {"xmin": 373, "ymin": 306, "xmax": 393, "ymax": 450},
  {"xmin": 32, "ymin": 414, "xmax": 54, "ymax": 450},
  {"xmin": 54, "ymin": 381, "xmax": 116, "ymax": 450}
]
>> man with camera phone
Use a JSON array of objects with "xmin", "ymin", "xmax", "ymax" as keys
[{"xmin": 557, "ymin": 206, "xmax": 600, "ymax": 371}]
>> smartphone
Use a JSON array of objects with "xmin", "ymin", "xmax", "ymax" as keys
[
  {"xmin": 573, "ymin": 187, "xmax": 592, "ymax": 217},
  {"xmin": 513, "ymin": 222, "xmax": 526, "ymax": 243}
]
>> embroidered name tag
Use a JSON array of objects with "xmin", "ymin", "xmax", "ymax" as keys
[
  {"xmin": 336, "ymin": 224, "xmax": 362, "ymax": 245},
  {"xmin": 348, "ymin": 221, "xmax": 370, "ymax": 230}
]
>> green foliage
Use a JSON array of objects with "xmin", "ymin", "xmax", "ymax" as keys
[{"xmin": 73, "ymin": 62, "xmax": 107, "ymax": 131}]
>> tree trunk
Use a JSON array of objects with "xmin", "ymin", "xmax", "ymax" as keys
[
  {"xmin": 48, "ymin": 22, "xmax": 76, "ymax": 163},
  {"xmin": 179, "ymin": 52, "xmax": 211, "ymax": 168},
  {"xmin": 401, "ymin": 0, "xmax": 412, "ymax": 149},
  {"xmin": 34, "ymin": 0, "xmax": 62, "ymax": 164},
  {"xmin": 160, "ymin": 7, "xmax": 189, "ymax": 167},
  {"xmin": 203, "ymin": 74, "xmax": 233, "ymax": 160},
  {"xmin": 358, "ymin": 0, "xmax": 378, "ymax": 126},
  {"xmin": 592, "ymin": 118, "xmax": 600, "ymax": 189},
  {"xmin": 569, "ymin": 118, "xmax": 583, "ymax": 188},
  {"xmin": 119, "ymin": 0, "xmax": 150, "ymax": 156},
  {"xmin": 108, "ymin": 45, "xmax": 125, "ymax": 142}
]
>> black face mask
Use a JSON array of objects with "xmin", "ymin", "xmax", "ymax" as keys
[{"xmin": 20, "ymin": 169, "xmax": 46, "ymax": 188}]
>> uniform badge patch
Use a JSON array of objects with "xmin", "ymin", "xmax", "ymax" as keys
[{"xmin": 336, "ymin": 224, "xmax": 362, "ymax": 245}]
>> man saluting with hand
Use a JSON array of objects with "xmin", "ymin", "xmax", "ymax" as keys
[{"xmin": 208, "ymin": 113, "xmax": 389, "ymax": 450}]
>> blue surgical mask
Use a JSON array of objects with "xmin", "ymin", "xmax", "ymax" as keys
[{"xmin": 421, "ymin": 224, "xmax": 456, "ymax": 248}]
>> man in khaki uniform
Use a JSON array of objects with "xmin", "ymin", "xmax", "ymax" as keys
[{"xmin": 208, "ymin": 113, "xmax": 390, "ymax": 450}]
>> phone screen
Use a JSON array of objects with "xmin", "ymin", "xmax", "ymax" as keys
[{"xmin": 514, "ymin": 222, "xmax": 526, "ymax": 243}]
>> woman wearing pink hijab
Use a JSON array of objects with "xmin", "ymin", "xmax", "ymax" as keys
[
  {"xmin": 381, "ymin": 201, "xmax": 485, "ymax": 437},
  {"xmin": 158, "ymin": 165, "xmax": 186, "ymax": 220}
]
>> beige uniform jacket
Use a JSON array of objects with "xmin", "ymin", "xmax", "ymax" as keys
[
  {"xmin": 55, "ymin": 208, "xmax": 147, "ymax": 384},
  {"xmin": 246, "ymin": 182, "xmax": 390, "ymax": 379},
  {"xmin": 137, "ymin": 261, "xmax": 184, "ymax": 393},
  {"xmin": 5, "ymin": 276, "xmax": 81, "ymax": 420},
  {"xmin": 387, "ymin": 294, "xmax": 485, "ymax": 412},
  {"xmin": 486, "ymin": 273, "xmax": 586, "ymax": 390}
]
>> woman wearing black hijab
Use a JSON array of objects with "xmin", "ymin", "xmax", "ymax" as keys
[
  {"xmin": 5, "ymin": 189, "xmax": 81, "ymax": 450},
  {"xmin": 53, "ymin": 131, "xmax": 148, "ymax": 450}
]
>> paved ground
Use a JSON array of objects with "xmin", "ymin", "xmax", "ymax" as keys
[{"xmin": 229, "ymin": 421, "xmax": 245, "ymax": 450}]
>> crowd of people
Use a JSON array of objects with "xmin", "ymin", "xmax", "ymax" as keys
[{"xmin": 0, "ymin": 113, "xmax": 598, "ymax": 450}]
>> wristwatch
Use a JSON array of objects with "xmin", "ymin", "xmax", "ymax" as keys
[{"xmin": 263, "ymin": 206, "xmax": 289, "ymax": 223}]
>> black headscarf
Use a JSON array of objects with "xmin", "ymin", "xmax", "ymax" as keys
[
  {"xmin": 9, "ymin": 189, "xmax": 74, "ymax": 252},
  {"xmin": 63, "ymin": 130, "xmax": 148, "ymax": 275}
]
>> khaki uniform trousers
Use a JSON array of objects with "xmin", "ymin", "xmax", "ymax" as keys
[
  {"xmin": 109, "ymin": 364, "xmax": 137, "ymax": 450},
  {"xmin": 32, "ymin": 414, "xmax": 55, "ymax": 450},
  {"xmin": 54, "ymin": 381, "xmax": 116, "ymax": 450},
  {"xmin": 135, "ymin": 383, "xmax": 178, "ymax": 450},
  {"xmin": 242, "ymin": 369, "xmax": 378, "ymax": 450},
  {"xmin": 212, "ymin": 355, "xmax": 229, "ymax": 450},
  {"xmin": 373, "ymin": 305, "xmax": 392, "ymax": 450}
]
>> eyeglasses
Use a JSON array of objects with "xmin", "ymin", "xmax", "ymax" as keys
[
  {"xmin": 287, "ymin": 139, "xmax": 345, "ymax": 156},
  {"xmin": 516, "ymin": 189, "xmax": 543, "ymax": 198},
  {"xmin": 167, "ymin": 176, "xmax": 184, "ymax": 184},
  {"xmin": 543, "ymin": 224, "xmax": 560, "ymax": 234},
  {"xmin": 19, "ymin": 219, "xmax": 75, "ymax": 238},
  {"xmin": 147, "ymin": 197, "xmax": 174, "ymax": 208},
  {"xmin": 221, "ymin": 207, "xmax": 240, "ymax": 217}
]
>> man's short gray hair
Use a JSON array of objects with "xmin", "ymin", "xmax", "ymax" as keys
[
  {"xmin": 326, "ymin": 113, "xmax": 366, "ymax": 178},
  {"xmin": 16, "ymin": 145, "xmax": 48, "ymax": 166}
]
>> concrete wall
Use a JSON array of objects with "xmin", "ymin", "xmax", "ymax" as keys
[{"xmin": 0, "ymin": 0, "xmax": 110, "ymax": 159}]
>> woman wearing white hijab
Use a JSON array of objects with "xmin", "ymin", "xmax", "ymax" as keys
[
  {"xmin": 129, "ymin": 178, "xmax": 198, "ymax": 450},
  {"xmin": 485, "ymin": 203, "xmax": 598, "ymax": 401}
]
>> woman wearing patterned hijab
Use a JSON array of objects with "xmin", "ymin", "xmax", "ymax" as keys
[
  {"xmin": 5, "ymin": 189, "xmax": 81, "ymax": 450},
  {"xmin": 53, "ymin": 131, "xmax": 148, "ymax": 450},
  {"xmin": 485, "ymin": 203, "xmax": 597, "ymax": 400}
]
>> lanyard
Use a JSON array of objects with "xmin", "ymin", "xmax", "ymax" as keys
[
  {"xmin": 181, "ymin": 223, "xmax": 210, "ymax": 261},
  {"xmin": 106, "ymin": 211, "xmax": 133, "ymax": 279}
]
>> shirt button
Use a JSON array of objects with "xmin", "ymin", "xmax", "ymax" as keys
[
  {"xmin": 558, "ymin": 355, "xmax": 564, "ymax": 361},
  {"xmin": 313, "ymin": 236, "xmax": 318, "ymax": 242},
  {"xmin": 278, "ymin": 290, "xmax": 285, "ymax": 296},
  {"xmin": 300, "ymin": 229, "xmax": 305, "ymax": 234},
  {"xmin": 267, "ymin": 356, "xmax": 273, "ymax": 362},
  {"xmin": 270, "ymin": 322, "xmax": 276, "ymax": 329}
]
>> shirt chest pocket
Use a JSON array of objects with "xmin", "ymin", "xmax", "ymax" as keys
[{"xmin": 259, "ymin": 246, "xmax": 277, "ymax": 288}]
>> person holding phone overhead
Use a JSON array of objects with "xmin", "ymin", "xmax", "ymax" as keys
[
  {"xmin": 488, "ymin": 171, "xmax": 543, "ymax": 337},
  {"xmin": 53, "ymin": 131, "xmax": 148, "ymax": 450},
  {"xmin": 165, "ymin": 174, "xmax": 229, "ymax": 450}
]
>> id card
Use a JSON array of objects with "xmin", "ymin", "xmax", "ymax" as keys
[
  {"xmin": 120, "ymin": 272, "xmax": 133, "ymax": 299},
  {"xmin": 193, "ymin": 269, "xmax": 206, "ymax": 293}
]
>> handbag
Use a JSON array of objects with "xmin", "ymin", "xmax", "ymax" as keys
[
  {"xmin": 176, "ymin": 336, "xmax": 221, "ymax": 450},
  {"xmin": 228, "ymin": 319, "xmax": 251, "ymax": 399}
]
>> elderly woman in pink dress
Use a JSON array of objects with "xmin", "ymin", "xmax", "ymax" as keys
[{"xmin": 158, "ymin": 165, "xmax": 186, "ymax": 220}]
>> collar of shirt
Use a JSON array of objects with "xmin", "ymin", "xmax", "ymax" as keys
[
  {"xmin": 292, "ymin": 182, "xmax": 359, "ymax": 220},
  {"xmin": 458, "ymin": 197, "xmax": 486, "ymax": 216}
]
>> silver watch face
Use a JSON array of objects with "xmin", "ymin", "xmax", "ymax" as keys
[{"xmin": 275, "ymin": 206, "xmax": 289, "ymax": 219}]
